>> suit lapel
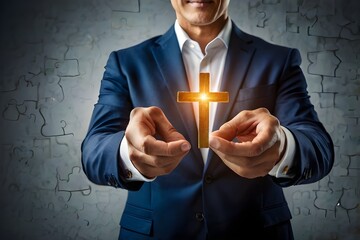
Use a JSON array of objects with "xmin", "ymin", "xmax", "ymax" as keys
[
  {"xmin": 206, "ymin": 23, "xmax": 256, "ymax": 171},
  {"xmin": 151, "ymin": 26, "xmax": 203, "ymax": 166}
]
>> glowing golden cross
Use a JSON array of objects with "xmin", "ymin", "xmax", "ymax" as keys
[{"xmin": 177, "ymin": 73, "xmax": 229, "ymax": 148}]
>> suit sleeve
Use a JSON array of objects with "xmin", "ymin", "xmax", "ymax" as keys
[
  {"xmin": 81, "ymin": 51, "xmax": 144, "ymax": 191},
  {"xmin": 273, "ymin": 49, "xmax": 334, "ymax": 187}
]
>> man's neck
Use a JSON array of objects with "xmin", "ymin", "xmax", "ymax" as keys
[{"xmin": 178, "ymin": 16, "xmax": 228, "ymax": 53}]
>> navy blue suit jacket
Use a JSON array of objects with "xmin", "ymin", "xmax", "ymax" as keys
[{"xmin": 81, "ymin": 22, "xmax": 334, "ymax": 239}]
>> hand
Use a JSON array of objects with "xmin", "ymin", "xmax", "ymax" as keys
[
  {"xmin": 125, "ymin": 107, "xmax": 191, "ymax": 178},
  {"xmin": 209, "ymin": 108, "xmax": 286, "ymax": 179}
]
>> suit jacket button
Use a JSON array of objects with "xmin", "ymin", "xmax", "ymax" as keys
[
  {"xmin": 205, "ymin": 175, "xmax": 213, "ymax": 184},
  {"xmin": 125, "ymin": 169, "xmax": 133, "ymax": 179},
  {"xmin": 195, "ymin": 212, "xmax": 204, "ymax": 222}
]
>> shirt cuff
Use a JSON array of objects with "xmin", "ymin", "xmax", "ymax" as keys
[
  {"xmin": 268, "ymin": 126, "xmax": 296, "ymax": 178},
  {"xmin": 119, "ymin": 136, "xmax": 156, "ymax": 182}
]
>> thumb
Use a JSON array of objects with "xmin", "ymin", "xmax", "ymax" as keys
[{"xmin": 211, "ymin": 121, "xmax": 238, "ymax": 141}]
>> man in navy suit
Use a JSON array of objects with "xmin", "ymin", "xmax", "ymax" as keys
[{"xmin": 81, "ymin": 0, "xmax": 334, "ymax": 239}]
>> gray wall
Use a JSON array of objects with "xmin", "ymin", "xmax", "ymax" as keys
[{"xmin": 0, "ymin": 0, "xmax": 359, "ymax": 239}]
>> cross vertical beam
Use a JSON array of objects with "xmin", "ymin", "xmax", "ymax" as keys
[{"xmin": 177, "ymin": 73, "xmax": 229, "ymax": 148}]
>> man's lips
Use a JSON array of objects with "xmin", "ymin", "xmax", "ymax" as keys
[
  {"xmin": 187, "ymin": 1, "xmax": 213, "ymax": 8},
  {"xmin": 187, "ymin": 0, "xmax": 213, "ymax": 5}
]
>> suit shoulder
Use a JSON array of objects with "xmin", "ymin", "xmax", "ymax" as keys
[
  {"xmin": 237, "ymin": 28, "xmax": 294, "ymax": 55},
  {"xmin": 113, "ymin": 35, "xmax": 162, "ymax": 55},
  {"xmin": 254, "ymin": 35, "xmax": 292, "ymax": 55},
  {"xmin": 240, "ymin": 30, "xmax": 301, "ymax": 65}
]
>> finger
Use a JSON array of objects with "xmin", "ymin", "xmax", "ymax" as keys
[
  {"xmin": 128, "ymin": 143, "xmax": 185, "ymax": 177},
  {"xmin": 211, "ymin": 146, "xmax": 258, "ymax": 169},
  {"xmin": 249, "ymin": 118, "xmax": 279, "ymax": 153},
  {"xmin": 129, "ymin": 145, "xmax": 177, "ymax": 169},
  {"xmin": 213, "ymin": 108, "xmax": 273, "ymax": 140},
  {"xmin": 212, "ymin": 144, "xmax": 277, "ymax": 179},
  {"xmin": 126, "ymin": 108, "xmax": 157, "ymax": 149},
  {"xmin": 126, "ymin": 107, "xmax": 190, "ymax": 155},
  {"xmin": 143, "ymin": 107, "xmax": 191, "ymax": 156},
  {"xmin": 211, "ymin": 123, "xmax": 238, "ymax": 141},
  {"xmin": 148, "ymin": 107, "xmax": 187, "ymax": 142},
  {"xmin": 211, "ymin": 112, "xmax": 279, "ymax": 157},
  {"xmin": 212, "ymin": 112, "xmax": 260, "ymax": 143},
  {"xmin": 211, "ymin": 138, "xmax": 279, "ymax": 167},
  {"xmin": 140, "ymin": 135, "xmax": 191, "ymax": 157},
  {"xmin": 210, "ymin": 134, "xmax": 267, "ymax": 157},
  {"xmin": 216, "ymin": 110, "xmax": 258, "ymax": 135}
]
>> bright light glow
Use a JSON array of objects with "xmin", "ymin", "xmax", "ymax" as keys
[{"xmin": 200, "ymin": 93, "xmax": 208, "ymax": 101}]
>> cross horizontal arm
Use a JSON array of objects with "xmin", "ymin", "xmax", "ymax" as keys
[
  {"xmin": 177, "ymin": 92, "xmax": 229, "ymax": 102},
  {"xmin": 207, "ymin": 92, "xmax": 229, "ymax": 102},
  {"xmin": 177, "ymin": 92, "xmax": 201, "ymax": 102}
]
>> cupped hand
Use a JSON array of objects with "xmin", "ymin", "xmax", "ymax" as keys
[
  {"xmin": 209, "ymin": 108, "xmax": 286, "ymax": 179},
  {"xmin": 125, "ymin": 107, "xmax": 191, "ymax": 178}
]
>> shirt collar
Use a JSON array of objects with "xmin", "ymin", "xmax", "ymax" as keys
[{"xmin": 174, "ymin": 18, "xmax": 232, "ymax": 51}]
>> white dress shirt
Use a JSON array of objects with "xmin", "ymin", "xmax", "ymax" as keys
[{"xmin": 119, "ymin": 19, "xmax": 296, "ymax": 181}]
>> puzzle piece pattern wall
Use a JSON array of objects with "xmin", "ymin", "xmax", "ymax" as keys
[{"xmin": 0, "ymin": 0, "xmax": 359, "ymax": 239}]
